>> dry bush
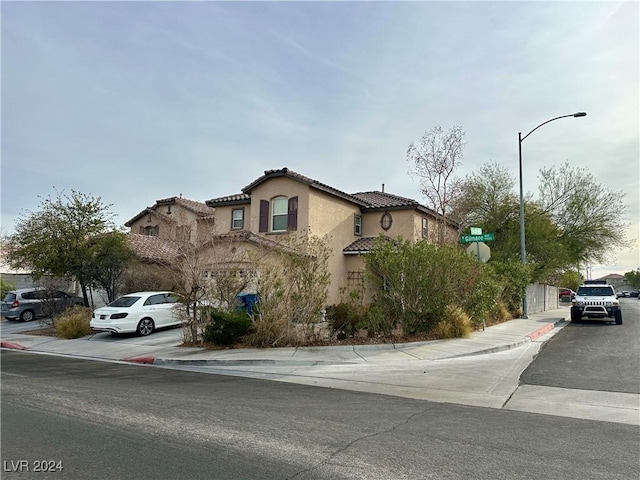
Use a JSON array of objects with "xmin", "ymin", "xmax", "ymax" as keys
[
  {"xmin": 489, "ymin": 300, "xmax": 511, "ymax": 324},
  {"xmin": 54, "ymin": 306, "xmax": 93, "ymax": 339},
  {"xmin": 433, "ymin": 304, "xmax": 472, "ymax": 339}
]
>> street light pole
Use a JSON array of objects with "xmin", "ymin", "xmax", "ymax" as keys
[{"xmin": 518, "ymin": 112, "xmax": 586, "ymax": 319}]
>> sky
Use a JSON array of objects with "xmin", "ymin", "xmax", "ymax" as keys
[{"xmin": 1, "ymin": 1, "xmax": 638, "ymax": 279}]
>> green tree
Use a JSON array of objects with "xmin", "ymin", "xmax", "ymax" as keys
[
  {"xmin": 1, "ymin": 278, "xmax": 16, "ymax": 297},
  {"xmin": 452, "ymin": 161, "xmax": 631, "ymax": 283},
  {"xmin": 624, "ymin": 269, "xmax": 640, "ymax": 289},
  {"xmin": 6, "ymin": 190, "xmax": 115, "ymax": 306},
  {"xmin": 88, "ymin": 231, "xmax": 135, "ymax": 303},
  {"xmin": 538, "ymin": 161, "xmax": 629, "ymax": 265},
  {"xmin": 557, "ymin": 270, "xmax": 583, "ymax": 291}
]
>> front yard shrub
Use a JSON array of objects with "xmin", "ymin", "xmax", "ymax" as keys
[
  {"xmin": 328, "ymin": 303, "xmax": 365, "ymax": 338},
  {"xmin": 487, "ymin": 260, "xmax": 531, "ymax": 315},
  {"xmin": 463, "ymin": 267, "xmax": 503, "ymax": 328},
  {"xmin": 244, "ymin": 232, "xmax": 331, "ymax": 347},
  {"xmin": 360, "ymin": 303, "xmax": 394, "ymax": 337},
  {"xmin": 489, "ymin": 300, "xmax": 511, "ymax": 324},
  {"xmin": 54, "ymin": 306, "xmax": 93, "ymax": 339},
  {"xmin": 433, "ymin": 304, "xmax": 472, "ymax": 339},
  {"xmin": 202, "ymin": 309, "xmax": 252, "ymax": 346},
  {"xmin": 365, "ymin": 237, "xmax": 488, "ymax": 334}
]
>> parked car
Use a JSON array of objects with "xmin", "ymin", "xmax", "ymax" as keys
[
  {"xmin": 558, "ymin": 288, "xmax": 575, "ymax": 300},
  {"xmin": 90, "ymin": 291, "xmax": 182, "ymax": 336},
  {"xmin": 1, "ymin": 288, "xmax": 84, "ymax": 322}
]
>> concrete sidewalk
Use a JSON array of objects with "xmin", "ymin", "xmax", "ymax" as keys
[
  {"xmin": 3, "ymin": 308, "xmax": 640, "ymax": 425},
  {"xmin": 1, "ymin": 309, "xmax": 567, "ymax": 366}
]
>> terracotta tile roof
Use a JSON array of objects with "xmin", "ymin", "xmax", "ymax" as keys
[
  {"xmin": 242, "ymin": 168, "xmax": 369, "ymax": 207},
  {"xmin": 156, "ymin": 196, "xmax": 216, "ymax": 216},
  {"xmin": 351, "ymin": 191, "xmax": 421, "ymax": 209},
  {"xmin": 206, "ymin": 193, "xmax": 251, "ymax": 206},
  {"xmin": 127, "ymin": 234, "xmax": 185, "ymax": 263},
  {"xmin": 128, "ymin": 230, "xmax": 294, "ymax": 265},
  {"xmin": 125, "ymin": 196, "xmax": 215, "ymax": 226},
  {"xmin": 343, "ymin": 236, "xmax": 395, "ymax": 255}
]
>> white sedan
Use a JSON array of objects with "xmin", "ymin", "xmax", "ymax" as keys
[{"xmin": 90, "ymin": 292, "xmax": 182, "ymax": 336}]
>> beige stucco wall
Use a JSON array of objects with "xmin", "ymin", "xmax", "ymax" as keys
[
  {"xmin": 307, "ymin": 189, "xmax": 364, "ymax": 305},
  {"xmin": 361, "ymin": 209, "xmax": 423, "ymax": 241},
  {"xmin": 213, "ymin": 203, "xmax": 252, "ymax": 234},
  {"xmin": 128, "ymin": 205, "xmax": 202, "ymax": 242},
  {"xmin": 248, "ymin": 177, "xmax": 310, "ymax": 236}
]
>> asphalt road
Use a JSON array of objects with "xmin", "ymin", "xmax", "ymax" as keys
[
  {"xmin": 521, "ymin": 298, "xmax": 640, "ymax": 394},
  {"xmin": 2, "ymin": 351, "xmax": 639, "ymax": 480}
]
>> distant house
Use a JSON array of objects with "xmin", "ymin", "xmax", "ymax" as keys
[
  {"xmin": 596, "ymin": 273, "xmax": 633, "ymax": 292},
  {"xmin": 125, "ymin": 195, "xmax": 216, "ymax": 245},
  {"xmin": 125, "ymin": 168, "xmax": 460, "ymax": 305}
]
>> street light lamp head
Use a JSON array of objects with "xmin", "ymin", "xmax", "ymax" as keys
[{"xmin": 573, "ymin": 112, "xmax": 587, "ymax": 117}]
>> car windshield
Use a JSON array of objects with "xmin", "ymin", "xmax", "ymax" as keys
[
  {"xmin": 577, "ymin": 287, "xmax": 614, "ymax": 296},
  {"xmin": 108, "ymin": 296, "xmax": 141, "ymax": 308}
]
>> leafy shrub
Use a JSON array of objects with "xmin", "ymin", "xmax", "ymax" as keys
[
  {"xmin": 365, "ymin": 238, "xmax": 492, "ymax": 335},
  {"xmin": 54, "ymin": 306, "xmax": 93, "ymax": 339},
  {"xmin": 1, "ymin": 278, "xmax": 16, "ymax": 297},
  {"xmin": 360, "ymin": 303, "xmax": 394, "ymax": 337},
  {"xmin": 464, "ymin": 267, "xmax": 503, "ymax": 328},
  {"xmin": 202, "ymin": 309, "xmax": 252, "ymax": 346},
  {"xmin": 433, "ymin": 304, "xmax": 472, "ymax": 339},
  {"xmin": 487, "ymin": 260, "xmax": 531, "ymax": 315},
  {"xmin": 328, "ymin": 303, "xmax": 365, "ymax": 338}
]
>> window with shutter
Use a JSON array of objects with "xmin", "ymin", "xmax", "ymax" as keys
[
  {"xmin": 271, "ymin": 197, "xmax": 288, "ymax": 232},
  {"xmin": 287, "ymin": 196, "xmax": 298, "ymax": 231},
  {"xmin": 259, "ymin": 200, "xmax": 269, "ymax": 232}
]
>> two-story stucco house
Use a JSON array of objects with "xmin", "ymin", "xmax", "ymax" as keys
[
  {"xmin": 205, "ymin": 168, "xmax": 459, "ymax": 305},
  {"xmin": 125, "ymin": 168, "xmax": 459, "ymax": 306}
]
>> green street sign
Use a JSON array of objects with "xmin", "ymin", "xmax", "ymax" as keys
[{"xmin": 460, "ymin": 233, "xmax": 495, "ymax": 244}]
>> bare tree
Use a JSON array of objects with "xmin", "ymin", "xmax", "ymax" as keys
[{"xmin": 407, "ymin": 125, "xmax": 465, "ymax": 244}]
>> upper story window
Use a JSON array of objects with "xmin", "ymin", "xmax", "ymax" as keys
[
  {"xmin": 259, "ymin": 196, "xmax": 298, "ymax": 233},
  {"xmin": 271, "ymin": 196, "xmax": 288, "ymax": 232},
  {"xmin": 354, "ymin": 214, "xmax": 363, "ymax": 236},
  {"xmin": 231, "ymin": 208, "xmax": 244, "ymax": 230},
  {"xmin": 140, "ymin": 225, "xmax": 159, "ymax": 236},
  {"xmin": 422, "ymin": 217, "xmax": 428, "ymax": 239}
]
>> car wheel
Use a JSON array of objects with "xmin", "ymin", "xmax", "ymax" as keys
[
  {"xmin": 570, "ymin": 309, "xmax": 581, "ymax": 323},
  {"xmin": 137, "ymin": 318, "xmax": 155, "ymax": 336},
  {"xmin": 20, "ymin": 310, "xmax": 35, "ymax": 322},
  {"xmin": 614, "ymin": 311, "xmax": 623, "ymax": 325}
]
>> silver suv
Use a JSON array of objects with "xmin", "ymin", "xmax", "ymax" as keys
[{"xmin": 1, "ymin": 288, "xmax": 84, "ymax": 322}]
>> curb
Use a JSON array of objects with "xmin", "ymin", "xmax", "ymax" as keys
[
  {"xmin": 0, "ymin": 341, "xmax": 27, "ymax": 350},
  {"xmin": 122, "ymin": 356, "xmax": 156, "ymax": 364},
  {"xmin": 527, "ymin": 317, "xmax": 567, "ymax": 341},
  {"xmin": 527, "ymin": 323, "xmax": 554, "ymax": 341},
  {"xmin": 153, "ymin": 358, "xmax": 352, "ymax": 367}
]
